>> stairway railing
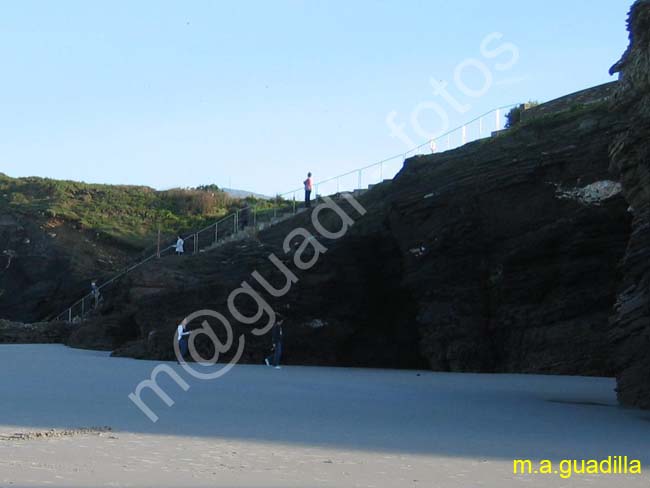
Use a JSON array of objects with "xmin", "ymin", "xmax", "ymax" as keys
[{"xmin": 54, "ymin": 104, "xmax": 517, "ymax": 323}]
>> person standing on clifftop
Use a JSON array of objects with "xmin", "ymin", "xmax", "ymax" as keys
[
  {"xmin": 175, "ymin": 235, "xmax": 184, "ymax": 256},
  {"xmin": 304, "ymin": 172, "xmax": 313, "ymax": 208}
]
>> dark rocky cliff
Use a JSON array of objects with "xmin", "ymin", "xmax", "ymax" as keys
[
  {"xmin": 0, "ymin": 319, "xmax": 70, "ymax": 344},
  {"xmin": 68, "ymin": 92, "xmax": 632, "ymax": 377},
  {"xmin": 0, "ymin": 210, "xmax": 134, "ymax": 322},
  {"xmin": 608, "ymin": 0, "xmax": 650, "ymax": 409},
  {"xmin": 7, "ymin": 3, "xmax": 650, "ymax": 410},
  {"xmin": 0, "ymin": 174, "xmax": 247, "ymax": 322},
  {"xmin": 382, "ymin": 111, "xmax": 629, "ymax": 375}
]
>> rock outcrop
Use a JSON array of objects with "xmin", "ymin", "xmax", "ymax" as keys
[
  {"xmin": 0, "ymin": 319, "xmax": 71, "ymax": 344},
  {"xmin": 11, "ymin": 5, "xmax": 649, "ymax": 408},
  {"xmin": 377, "ymin": 101, "xmax": 629, "ymax": 375},
  {"xmin": 608, "ymin": 0, "xmax": 650, "ymax": 409},
  {"xmin": 80, "ymin": 202, "xmax": 427, "ymax": 369},
  {"xmin": 0, "ymin": 210, "xmax": 135, "ymax": 322},
  {"xmin": 71, "ymin": 88, "xmax": 631, "ymax": 377}
]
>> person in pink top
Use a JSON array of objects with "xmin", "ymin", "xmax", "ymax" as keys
[{"xmin": 303, "ymin": 172, "xmax": 313, "ymax": 208}]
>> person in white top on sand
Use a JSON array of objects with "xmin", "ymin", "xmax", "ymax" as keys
[{"xmin": 176, "ymin": 320, "xmax": 191, "ymax": 362}]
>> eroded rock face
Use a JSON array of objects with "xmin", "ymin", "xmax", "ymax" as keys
[
  {"xmin": 608, "ymin": 0, "xmax": 650, "ymax": 409},
  {"xmin": 0, "ymin": 211, "xmax": 135, "ymax": 322},
  {"xmin": 50, "ymin": 7, "xmax": 643, "ymax": 379},
  {"xmin": 74, "ymin": 90, "xmax": 631, "ymax": 377},
  {"xmin": 380, "ymin": 102, "xmax": 630, "ymax": 376},
  {"xmin": 85, "ymin": 201, "xmax": 426, "ymax": 369}
]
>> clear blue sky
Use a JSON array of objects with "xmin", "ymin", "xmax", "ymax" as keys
[{"xmin": 0, "ymin": 0, "xmax": 630, "ymax": 195}]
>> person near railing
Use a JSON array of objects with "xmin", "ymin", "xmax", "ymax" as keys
[
  {"xmin": 91, "ymin": 280, "xmax": 101, "ymax": 309},
  {"xmin": 175, "ymin": 235, "xmax": 185, "ymax": 256},
  {"xmin": 239, "ymin": 205, "xmax": 250, "ymax": 230},
  {"xmin": 304, "ymin": 172, "xmax": 313, "ymax": 208}
]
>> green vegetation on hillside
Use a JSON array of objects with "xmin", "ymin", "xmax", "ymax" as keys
[
  {"xmin": 0, "ymin": 173, "xmax": 277, "ymax": 249},
  {"xmin": 509, "ymin": 100, "xmax": 610, "ymax": 134},
  {"xmin": 505, "ymin": 101, "xmax": 540, "ymax": 128}
]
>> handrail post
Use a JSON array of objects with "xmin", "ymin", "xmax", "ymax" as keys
[
  {"xmin": 81, "ymin": 298, "xmax": 84, "ymax": 317},
  {"xmin": 68, "ymin": 308, "xmax": 72, "ymax": 322},
  {"xmin": 215, "ymin": 222, "xmax": 218, "ymax": 243},
  {"xmin": 462, "ymin": 125, "xmax": 467, "ymax": 145},
  {"xmin": 336, "ymin": 176, "xmax": 340, "ymax": 194},
  {"xmin": 194, "ymin": 233, "xmax": 198, "ymax": 254},
  {"xmin": 292, "ymin": 194, "xmax": 296, "ymax": 214},
  {"xmin": 495, "ymin": 109, "xmax": 501, "ymax": 131},
  {"xmin": 233, "ymin": 212, "xmax": 237, "ymax": 234}
]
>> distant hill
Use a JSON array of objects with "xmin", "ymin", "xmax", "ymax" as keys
[{"xmin": 222, "ymin": 188, "xmax": 272, "ymax": 200}]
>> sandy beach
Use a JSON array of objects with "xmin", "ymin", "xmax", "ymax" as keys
[{"xmin": 1, "ymin": 344, "xmax": 649, "ymax": 487}]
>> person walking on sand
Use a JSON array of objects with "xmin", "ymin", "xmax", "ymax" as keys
[
  {"xmin": 175, "ymin": 235, "xmax": 184, "ymax": 256},
  {"xmin": 265, "ymin": 318, "xmax": 284, "ymax": 369},
  {"xmin": 176, "ymin": 320, "xmax": 191, "ymax": 362},
  {"xmin": 303, "ymin": 172, "xmax": 313, "ymax": 208}
]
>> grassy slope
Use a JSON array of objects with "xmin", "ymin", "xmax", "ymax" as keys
[{"xmin": 0, "ymin": 174, "xmax": 276, "ymax": 249}]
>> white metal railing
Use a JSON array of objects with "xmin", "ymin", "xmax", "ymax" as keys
[
  {"xmin": 276, "ymin": 105, "xmax": 515, "ymax": 201},
  {"xmin": 54, "ymin": 104, "xmax": 516, "ymax": 323}
]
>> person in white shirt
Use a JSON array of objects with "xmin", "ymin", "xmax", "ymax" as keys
[
  {"xmin": 176, "ymin": 320, "xmax": 191, "ymax": 361},
  {"xmin": 175, "ymin": 236, "xmax": 184, "ymax": 256}
]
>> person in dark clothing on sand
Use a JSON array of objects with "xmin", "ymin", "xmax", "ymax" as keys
[{"xmin": 265, "ymin": 319, "xmax": 284, "ymax": 369}]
